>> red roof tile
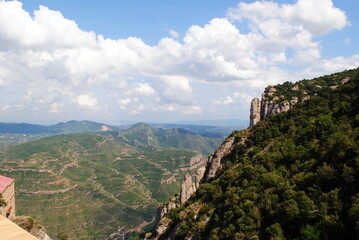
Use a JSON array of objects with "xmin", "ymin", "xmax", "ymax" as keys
[{"xmin": 0, "ymin": 175, "xmax": 15, "ymax": 193}]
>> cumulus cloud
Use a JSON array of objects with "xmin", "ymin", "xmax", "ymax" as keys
[
  {"xmin": 118, "ymin": 97, "xmax": 140, "ymax": 110},
  {"xmin": 49, "ymin": 103, "xmax": 64, "ymax": 113},
  {"xmin": 228, "ymin": 0, "xmax": 349, "ymax": 36},
  {"xmin": 182, "ymin": 106, "xmax": 202, "ymax": 115},
  {"xmin": 0, "ymin": 0, "xmax": 356, "ymax": 122},
  {"xmin": 130, "ymin": 104, "xmax": 145, "ymax": 115},
  {"xmin": 1, "ymin": 104, "xmax": 24, "ymax": 113},
  {"xmin": 213, "ymin": 96, "xmax": 235, "ymax": 105},
  {"xmin": 129, "ymin": 82, "xmax": 156, "ymax": 96},
  {"xmin": 75, "ymin": 94, "xmax": 100, "ymax": 111}
]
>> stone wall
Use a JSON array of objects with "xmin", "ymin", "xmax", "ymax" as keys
[{"xmin": 0, "ymin": 181, "xmax": 16, "ymax": 218}]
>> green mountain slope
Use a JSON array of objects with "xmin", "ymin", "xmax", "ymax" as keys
[
  {"xmin": 119, "ymin": 123, "xmax": 222, "ymax": 155},
  {"xmin": 0, "ymin": 124, "xmax": 220, "ymax": 239},
  {"xmin": 150, "ymin": 68, "xmax": 359, "ymax": 240},
  {"xmin": 49, "ymin": 120, "xmax": 120, "ymax": 134}
]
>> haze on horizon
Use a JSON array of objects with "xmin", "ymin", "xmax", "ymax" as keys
[{"xmin": 0, "ymin": 0, "xmax": 358, "ymax": 125}]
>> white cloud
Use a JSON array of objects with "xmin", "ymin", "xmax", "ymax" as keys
[
  {"xmin": 76, "ymin": 94, "xmax": 99, "ymax": 111},
  {"xmin": 0, "ymin": 0, "xmax": 356, "ymax": 122},
  {"xmin": 130, "ymin": 104, "xmax": 145, "ymax": 115},
  {"xmin": 233, "ymin": 92, "xmax": 253, "ymax": 103},
  {"xmin": 118, "ymin": 97, "xmax": 140, "ymax": 110},
  {"xmin": 0, "ymin": 1, "xmax": 97, "ymax": 49},
  {"xmin": 130, "ymin": 82, "xmax": 156, "ymax": 96},
  {"xmin": 49, "ymin": 103, "xmax": 64, "ymax": 113},
  {"xmin": 1, "ymin": 104, "xmax": 24, "ymax": 113},
  {"xmin": 155, "ymin": 75, "xmax": 194, "ymax": 105},
  {"xmin": 305, "ymin": 54, "xmax": 359, "ymax": 74},
  {"xmin": 228, "ymin": 0, "xmax": 349, "ymax": 36},
  {"xmin": 169, "ymin": 29, "xmax": 179, "ymax": 38},
  {"xmin": 182, "ymin": 106, "xmax": 202, "ymax": 115},
  {"xmin": 118, "ymin": 98, "xmax": 132, "ymax": 110},
  {"xmin": 213, "ymin": 96, "xmax": 234, "ymax": 105}
]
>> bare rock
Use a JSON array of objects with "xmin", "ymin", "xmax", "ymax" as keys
[
  {"xmin": 250, "ymin": 98, "xmax": 261, "ymax": 127},
  {"xmin": 180, "ymin": 173, "xmax": 196, "ymax": 205},
  {"xmin": 203, "ymin": 136, "xmax": 235, "ymax": 182}
]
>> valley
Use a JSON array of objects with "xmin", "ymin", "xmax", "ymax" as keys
[{"xmin": 0, "ymin": 122, "xmax": 225, "ymax": 239}]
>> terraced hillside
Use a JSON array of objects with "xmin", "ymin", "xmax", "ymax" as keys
[{"xmin": 0, "ymin": 123, "xmax": 221, "ymax": 239}]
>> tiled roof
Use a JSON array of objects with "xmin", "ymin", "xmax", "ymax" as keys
[{"xmin": 0, "ymin": 175, "xmax": 15, "ymax": 193}]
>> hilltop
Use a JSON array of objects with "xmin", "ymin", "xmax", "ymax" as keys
[{"xmin": 149, "ymin": 67, "xmax": 359, "ymax": 239}]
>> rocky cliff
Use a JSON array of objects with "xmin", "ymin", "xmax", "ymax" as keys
[
  {"xmin": 149, "ymin": 134, "xmax": 245, "ymax": 240},
  {"xmin": 13, "ymin": 216, "xmax": 52, "ymax": 240},
  {"xmin": 249, "ymin": 74, "xmax": 352, "ymax": 126},
  {"xmin": 250, "ymin": 85, "xmax": 308, "ymax": 126}
]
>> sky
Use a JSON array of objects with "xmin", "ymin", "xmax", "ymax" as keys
[{"xmin": 0, "ymin": 0, "xmax": 358, "ymax": 125}]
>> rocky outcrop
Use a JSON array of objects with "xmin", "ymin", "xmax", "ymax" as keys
[
  {"xmin": 250, "ymin": 98, "xmax": 261, "ymax": 127},
  {"xmin": 157, "ymin": 196, "xmax": 180, "ymax": 221},
  {"xmin": 250, "ymin": 74, "xmax": 354, "ymax": 127},
  {"xmin": 250, "ymin": 85, "xmax": 309, "ymax": 126},
  {"xmin": 175, "ymin": 135, "xmax": 236, "ymax": 206},
  {"xmin": 179, "ymin": 165, "xmax": 206, "ymax": 205},
  {"xmin": 203, "ymin": 136, "xmax": 235, "ymax": 182},
  {"xmin": 180, "ymin": 173, "xmax": 196, "ymax": 205},
  {"xmin": 13, "ymin": 216, "xmax": 52, "ymax": 240}
]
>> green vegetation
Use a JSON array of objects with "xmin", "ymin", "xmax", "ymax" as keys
[
  {"xmin": 155, "ymin": 68, "xmax": 359, "ymax": 239},
  {"xmin": 0, "ymin": 193, "xmax": 6, "ymax": 207},
  {"xmin": 0, "ymin": 123, "xmax": 219, "ymax": 239}
]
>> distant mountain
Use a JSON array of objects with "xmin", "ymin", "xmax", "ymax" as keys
[
  {"xmin": 48, "ymin": 120, "xmax": 120, "ymax": 133},
  {"xmin": 173, "ymin": 118, "xmax": 248, "ymax": 126},
  {"xmin": 119, "ymin": 122, "xmax": 222, "ymax": 155},
  {"xmin": 151, "ymin": 123, "xmax": 241, "ymax": 139},
  {"xmin": 0, "ymin": 122, "xmax": 49, "ymax": 134},
  {"xmin": 0, "ymin": 120, "xmax": 119, "ymax": 134}
]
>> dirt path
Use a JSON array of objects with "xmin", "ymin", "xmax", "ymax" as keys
[{"xmin": 18, "ymin": 184, "xmax": 78, "ymax": 195}]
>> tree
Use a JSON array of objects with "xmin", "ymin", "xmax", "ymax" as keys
[{"xmin": 0, "ymin": 194, "xmax": 6, "ymax": 208}]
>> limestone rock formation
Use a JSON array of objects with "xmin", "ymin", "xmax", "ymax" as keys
[
  {"xmin": 157, "ymin": 196, "xmax": 180, "ymax": 220},
  {"xmin": 250, "ymin": 84, "xmax": 313, "ymax": 126},
  {"xmin": 203, "ymin": 136, "xmax": 235, "ymax": 182},
  {"xmin": 13, "ymin": 216, "xmax": 52, "ymax": 240},
  {"xmin": 180, "ymin": 173, "xmax": 196, "ymax": 205},
  {"xmin": 179, "ymin": 166, "xmax": 207, "ymax": 205},
  {"xmin": 194, "ymin": 166, "xmax": 206, "ymax": 189},
  {"xmin": 250, "ymin": 98, "xmax": 261, "ymax": 127}
]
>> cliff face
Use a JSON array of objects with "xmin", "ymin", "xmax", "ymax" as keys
[
  {"xmin": 250, "ymin": 85, "xmax": 306, "ymax": 126},
  {"xmin": 249, "ymin": 74, "xmax": 352, "ymax": 127},
  {"xmin": 149, "ymin": 135, "xmax": 244, "ymax": 240}
]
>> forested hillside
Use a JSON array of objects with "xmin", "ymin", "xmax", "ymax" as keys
[{"xmin": 149, "ymin": 68, "xmax": 359, "ymax": 240}]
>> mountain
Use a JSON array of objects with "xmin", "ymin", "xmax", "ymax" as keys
[
  {"xmin": 148, "ymin": 67, "xmax": 359, "ymax": 240},
  {"xmin": 151, "ymin": 123, "xmax": 241, "ymax": 139},
  {"xmin": 119, "ymin": 123, "xmax": 222, "ymax": 156},
  {"xmin": 0, "ymin": 120, "xmax": 232, "ymax": 147},
  {"xmin": 49, "ymin": 120, "xmax": 120, "ymax": 134},
  {"xmin": 0, "ymin": 120, "xmax": 119, "ymax": 134},
  {"xmin": 0, "ymin": 123, "xmax": 221, "ymax": 239},
  {"xmin": 0, "ymin": 123, "xmax": 49, "ymax": 134}
]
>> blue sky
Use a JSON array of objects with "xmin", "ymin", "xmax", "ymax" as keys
[{"xmin": 0, "ymin": 0, "xmax": 358, "ymax": 124}]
